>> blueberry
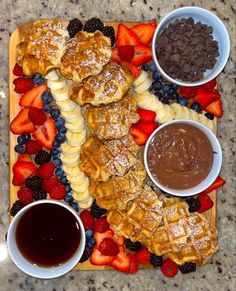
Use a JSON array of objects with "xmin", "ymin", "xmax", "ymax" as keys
[
  {"xmin": 51, "ymin": 148, "xmax": 60, "ymax": 157},
  {"xmin": 190, "ymin": 102, "xmax": 201, "ymax": 113},
  {"xmin": 161, "ymin": 98, "xmax": 169, "ymax": 104},
  {"xmin": 153, "ymin": 81, "xmax": 162, "ymax": 91},
  {"xmin": 32, "ymin": 74, "xmax": 46, "ymax": 85},
  {"xmin": 155, "ymin": 92, "xmax": 163, "ymax": 100},
  {"xmin": 55, "ymin": 167, "xmax": 64, "ymax": 177},
  {"xmin": 64, "ymin": 192, "xmax": 73, "ymax": 203},
  {"xmin": 162, "ymin": 84, "xmax": 171, "ymax": 92},
  {"xmin": 171, "ymin": 83, "xmax": 179, "ymax": 90},
  {"xmin": 41, "ymin": 91, "xmax": 53, "ymax": 104},
  {"xmin": 172, "ymin": 92, "xmax": 179, "ymax": 100},
  {"xmin": 141, "ymin": 64, "xmax": 149, "ymax": 71},
  {"xmin": 56, "ymin": 132, "xmax": 66, "ymax": 143},
  {"xmin": 22, "ymin": 133, "xmax": 31, "ymax": 141},
  {"xmin": 65, "ymin": 184, "xmax": 72, "ymax": 193},
  {"xmin": 43, "ymin": 104, "xmax": 51, "ymax": 112},
  {"xmin": 86, "ymin": 229, "xmax": 94, "ymax": 241},
  {"xmin": 14, "ymin": 144, "xmax": 25, "ymax": 154},
  {"xmin": 149, "ymin": 63, "xmax": 156, "ymax": 72},
  {"xmin": 59, "ymin": 175, "xmax": 68, "ymax": 185},
  {"xmin": 87, "ymin": 238, "xmax": 96, "ymax": 248},
  {"xmin": 55, "ymin": 117, "xmax": 65, "ymax": 128},
  {"xmin": 177, "ymin": 97, "xmax": 188, "ymax": 106},
  {"xmin": 152, "ymin": 72, "xmax": 161, "ymax": 81},
  {"xmin": 50, "ymin": 109, "xmax": 60, "ymax": 120},
  {"xmin": 17, "ymin": 135, "xmax": 25, "ymax": 145},
  {"xmin": 58, "ymin": 126, "xmax": 67, "ymax": 134},
  {"xmin": 52, "ymin": 157, "xmax": 62, "ymax": 167},
  {"xmin": 163, "ymin": 92, "xmax": 170, "ymax": 99},
  {"xmin": 53, "ymin": 140, "xmax": 60, "ymax": 149},
  {"xmin": 205, "ymin": 112, "xmax": 214, "ymax": 120},
  {"xmin": 69, "ymin": 201, "xmax": 79, "ymax": 212}
]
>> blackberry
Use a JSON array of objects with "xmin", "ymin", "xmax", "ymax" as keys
[
  {"xmin": 79, "ymin": 247, "xmax": 92, "ymax": 263},
  {"xmin": 25, "ymin": 176, "xmax": 43, "ymax": 190},
  {"xmin": 67, "ymin": 18, "xmax": 83, "ymax": 38},
  {"xmin": 34, "ymin": 150, "xmax": 51, "ymax": 165},
  {"xmin": 186, "ymin": 197, "xmax": 201, "ymax": 213},
  {"xmin": 83, "ymin": 18, "xmax": 104, "ymax": 33},
  {"xmin": 33, "ymin": 189, "xmax": 47, "ymax": 200},
  {"xmin": 150, "ymin": 253, "xmax": 163, "ymax": 267},
  {"xmin": 90, "ymin": 200, "xmax": 107, "ymax": 218},
  {"xmin": 179, "ymin": 262, "xmax": 196, "ymax": 274},
  {"xmin": 125, "ymin": 239, "xmax": 142, "ymax": 252},
  {"xmin": 10, "ymin": 200, "xmax": 25, "ymax": 217},
  {"xmin": 102, "ymin": 26, "xmax": 116, "ymax": 46}
]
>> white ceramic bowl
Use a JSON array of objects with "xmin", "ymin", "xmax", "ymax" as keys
[
  {"xmin": 152, "ymin": 6, "xmax": 230, "ymax": 87},
  {"xmin": 7, "ymin": 200, "xmax": 85, "ymax": 279},
  {"xmin": 144, "ymin": 119, "xmax": 222, "ymax": 197}
]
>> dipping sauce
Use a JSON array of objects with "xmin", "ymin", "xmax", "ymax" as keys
[
  {"xmin": 16, "ymin": 203, "xmax": 81, "ymax": 267},
  {"xmin": 147, "ymin": 123, "xmax": 213, "ymax": 189}
]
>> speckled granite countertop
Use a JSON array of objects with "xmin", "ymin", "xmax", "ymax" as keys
[{"xmin": 0, "ymin": 0, "xmax": 235, "ymax": 290}]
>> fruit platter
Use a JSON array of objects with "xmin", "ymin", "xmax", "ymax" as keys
[{"xmin": 9, "ymin": 12, "xmax": 227, "ymax": 277}]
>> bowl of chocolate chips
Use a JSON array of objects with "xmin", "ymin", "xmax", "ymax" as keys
[{"xmin": 152, "ymin": 6, "xmax": 230, "ymax": 86}]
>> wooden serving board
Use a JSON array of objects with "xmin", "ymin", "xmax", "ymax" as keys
[{"xmin": 9, "ymin": 21, "xmax": 217, "ymax": 271}]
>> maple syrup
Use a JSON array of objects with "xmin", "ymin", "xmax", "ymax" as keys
[{"xmin": 16, "ymin": 203, "xmax": 81, "ymax": 267}]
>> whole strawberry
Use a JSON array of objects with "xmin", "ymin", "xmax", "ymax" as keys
[
  {"xmin": 37, "ymin": 162, "xmax": 55, "ymax": 179},
  {"xmin": 49, "ymin": 184, "xmax": 67, "ymax": 200},
  {"xmin": 13, "ymin": 77, "xmax": 34, "ymax": 93}
]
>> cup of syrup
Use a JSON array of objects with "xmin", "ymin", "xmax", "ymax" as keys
[{"xmin": 7, "ymin": 200, "xmax": 85, "ymax": 279}]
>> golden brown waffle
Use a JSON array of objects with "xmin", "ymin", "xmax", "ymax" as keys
[
  {"xmin": 83, "ymin": 93, "xmax": 139, "ymax": 140},
  {"xmin": 60, "ymin": 31, "xmax": 111, "ymax": 83},
  {"xmin": 89, "ymin": 164, "xmax": 146, "ymax": 210},
  {"xmin": 70, "ymin": 61, "xmax": 133, "ymax": 105},
  {"xmin": 16, "ymin": 19, "xmax": 69, "ymax": 75},
  {"xmin": 79, "ymin": 135, "xmax": 140, "ymax": 182}
]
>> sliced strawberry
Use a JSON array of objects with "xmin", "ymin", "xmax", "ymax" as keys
[
  {"xmin": 10, "ymin": 108, "xmax": 35, "ymax": 135},
  {"xmin": 179, "ymin": 86, "xmax": 197, "ymax": 99},
  {"xmin": 130, "ymin": 124, "xmax": 148, "ymax": 145},
  {"xmin": 12, "ymin": 175, "xmax": 23, "ymax": 186},
  {"xmin": 17, "ymin": 153, "xmax": 31, "ymax": 162},
  {"xmin": 19, "ymin": 83, "xmax": 48, "ymax": 109},
  {"xmin": 99, "ymin": 238, "xmax": 119, "ymax": 256},
  {"xmin": 137, "ymin": 108, "xmax": 156, "ymax": 122},
  {"xmin": 201, "ymin": 78, "xmax": 217, "ymax": 90},
  {"xmin": 131, "ymin": 44, "xmax": 152, "ymax": 66},
  {"xmin": 25, "ymin": 140, "xmax": 42, "ymax": 154},
  {"xmin": 37, "ymin": 162, "xmax": 55, "ymax": 179},
  {"xmin": 129, "ymin": 255, "xmax": 139, "ymax": 274},
  {"xmin": 113, "ymin": 234, "xmax": 124, "ymax": 246},
  {"xmin": 136, "ymin": 120, "xmax": 158, "ymax": 137},
  {"xmin": 90, "ymin": 248, "xmax": 115, "ymax": 266},
  {"xmin": 33, "ymin": 117, "xmax": 56, "ymax": 150},
  {"xmin": 13, "ymin": 63, "xmax": 24, "ymax": 76},
  {"xmin": 111, "ymin": 47, "xmax": 122, "ymax": 64},
  {"xmin": 13, "ymin": 77, "xmax": 34, "ymax": 94},
  {"xmin": 118, "ymin": 45, "xmax": 134, "ymax": 62},
  {"xmin": 28, "ymin": 107, "xmax": 47, "ymax": 125},
  {"xmin": 134, "ymin": 247, "xmax": 150, "ymax": 265},
  {"xmin": 94, "ymin": 229, "xmax": 114, "ymax": 246},
  {"xmin": 116, "ymin": 23, "xmax": 140, "ymax": 46},
  {"xmin": 111, "ymin": 246, "xmax": 131, "ymax": 273},
  {"xmin": 202, "ymin": 176, "xmax": 226, "ymax": 194},
  {"xmin": 196, "ymin": 193, "xmax": 214, "ymax": 213},
  {"xmin": 12, "ymin": 161, "xmax": 37, "ymax": 185},
  {"xmin": 161, "ymin": 259, "xmax": 178, "ymax": 278},
  {"xmin": 193, "ymin": 88, "xmax": 220, "ymax": 109},
  {"xmin": 205, "ymin": 99, "xmax": 223, "ymax": 118},
  {"xmin": 94, "ymin": 217, "xmax": 110, "ymax": 233},
  {"xmin": 131, "ymin": 22, "xmax": 157, "ymax": 45},
  {"xmin": 128, "ymin": 63, "xmax": 141, "ymax": 78}
]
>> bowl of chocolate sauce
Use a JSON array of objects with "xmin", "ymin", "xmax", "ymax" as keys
[
  {"xmin": 7, "ymin": 200, "xmax": 85, "ymax": 279},
  {"xmin": 144, "ymin": 119, "xmax": 222, "ymax": 197}
]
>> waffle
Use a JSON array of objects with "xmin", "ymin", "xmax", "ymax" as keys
[
  {"xmin": 60, "ymin": 31, "xmax": 111, "ymax": 83},
  {"xmin": 89, "ymin": 164, "xmax": 146, "ymax": 210},
  {"xmin": 16, "ymin": 19, "xmax": 69, "ymax": 75},
  {"xmin": 69, "ymin": 61, "xmax": 133, "ymax": 105},
  {"xmin": 83, "ymin": 93, "xmax": 139, "ymax": 140},
  {"xmin": 79, "ymin": 135, "xmax": 140, "ymax": 182}
]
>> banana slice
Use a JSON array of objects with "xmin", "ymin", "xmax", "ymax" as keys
[
  {"xmin": 155, "ymin": 101, "xmax": 167, "ymax": 122},
  {"xmin": 60, "ymin": 153, "xmax": 80, "ymax": 166},
  {"xmin": 61, "ymin": 142, "xmax": 81, "ymax": 157},
  {"xmin": 135, "ymin": 91, "xmax": 153, "ymax": 108},
  {"xmin": 66, "ymin": 130, "xmax": 86, "ymax": 147},
  {"xmin": 170, "ymin": 103, "xmax": 183, "ymax": 119},
  {"xmin": 63, "ymin": 165, "xmax": 82, "ymax": 177},
  {"xmin": 158, "ymin": 104, "xmax": 174, "ymax": 123},
  {"xmin": 47, "ymin": 78, "xmax": 67, "ymax": 90},
  {"xmin": 134, "ymin": 78, "xmax": 153, "ymax": 94},
  {"xmin": 72, "ymin": 189, "xmax": 90, "ymax": 202},
  {"xmin": 67, "ymin": 173, "xmax": 87, "ymax": 184},
  {"xmin": 181, "ymin": 106, "xmax": 191, "ymax": 119},
  {"xmin": 71, "ymin": 178, "xmax": 89, "ymax": 192},
  {"xmin": 198, "ymin": 114, "xmax": 215, "ymax": 131},
  {"xmin": 45, "ymin": 70, "xmax": 59, "ymax": 81},
  {"xmin": 65, "ymin": 118, "xmax": 85, "ymax": 132},
  {"xmin": 189, "ymin": 109, "xmax": 199, "ymax": 121},
  {"xmin": 56, "ymin": 99, "xmax": 77, "ymax": 112},
  {"xmin": 61, "ymin": 107, "xmax": 82, "ymax": 123},
  {"xmin": 51, "ymin": 86, "xmax": 70, "ymax": 101},
  {"xmin": 78, "ymin": 195, "xmax": 93, "ymax": 209},
  {"xmin": 133, "ymin": 71, "xmax": 149, "ymax": 87}
]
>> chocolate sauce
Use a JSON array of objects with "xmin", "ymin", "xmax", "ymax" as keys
[
  {"xmin": 16, "ymin": 203, "xmax": 81, "ymax": 267},
  {"xmin": 147, "ymin": 123, "xmax": 213, "ymax": 189}
]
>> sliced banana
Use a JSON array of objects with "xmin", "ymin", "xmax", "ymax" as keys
[
  {"xmin": 65, "ymin": 118, "xmax": 85, "ymax": 132},
  {"xmin": 63, "ymin": 165, "xmax": 82, "ymax": 177},
  {"xmin": 170, "ymin": 103, "xmax": 183, "ymax": 119},
  {"xmin": 72, "ymin": 189, "xmax": 90, "ymax": 202},
  {"xmin": 78, "ymin": 195, "xmax": 93, "ymax": 209},
  {"xmin": 60, "ymin": 153, "xmax": 80, "ymax": 166},
  {"xmin": 66, "ymin": 130, "xmax": 86, "ymax": 147},
  {"xmin": 67, "ymin": 173, "xmax": 87, "ymax": 184},
  {"xmin": 135, "ymin": 91, "xmax": 153, "ymax": 108},
  {"xmin": 61, "ymin": 142, "xmax": 81, "ymax": 157},
  {"xmin": 45, "ymin": 70, "xmax": 59, "ymax": 81},
  {"xmin": 71, "ymin": 179, "xmax": 89, "ymax": 192},
  {"xmin": 158, "ymin": 104, "xmax": 174, "ymax": 123},
  {"xmin": 47, "ymin": 78, "xmax": 67, "ymax": 90},
  {"xmin": 189, "ymin": 109, "xmax": 199, "ymax": 121},
  {"xmin": 134, "ymin": 77, "xmax": 152, "ymax": 94},
  {"xmin": 51, "ymin": 86, "xmax": 70, "ymax": 101},
  {"xmin": 133, "ymin": 71, "xmax": 149, "ymax": 87},
  {"xmin": 155, "ymin": 101, "xmax": 167, "ymax": 122},
  {"xmin": 57, "ymin": 99, "xmax": 77, "ymax": 112},
  {"xmin": 61, "ymin": 107, "xmax": 82, "ymax": 123},
  {"xmin": 181, "ymin": 106, "xmax": 191, "ymax": 119}
]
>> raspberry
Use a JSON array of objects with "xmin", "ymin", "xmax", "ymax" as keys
[
  {"xmin": 33, "ymin": 188, "xmax": 47, "ymax": 200},
  {"xmin": 161, "ymin": 259, "xmax": 178, "ymax": 277},
  {"xmin": 179, "ymin": 262, "xmax": 196, "ymax": 274},
  {"xmin": 80, "ymin": 210, "xmax": 95, "ymax": 230},
  {"xmin": 94, "ymin": 217, "xmax": 110, "ymax": 233},
  {"xmin": 150, "ymin": 253, "xmax": 163, "ymax": 267},
  {"xmin": 102, "ymin": 26, "xmax": 116, "ymax": 46},
  {"xmin": 13, "ymin": 63, "xmax": 24, "ymax": 76},
  {"xmin": 67, "ymin": 18, "xmax": 83, "ymax": 38},
  {"xmin": 49, "ymin": 184, "xmax": 67, "ymax": 200},
  {"xmin": 42, "ymin": 176, "xmax": 60, "ymax": 192},
  {"xmin": 25, "ymin": 176, "xmax": 43, "ymax": 190},
  {"xmin": 99, "ymin": 238, "xmax": 119, "ymax": 256},
  {"xmin": 90, "ymin": 200, "xmax": 107, "ymax": 218},
  {"xmin": 83, "ymin": 18, "xmax": 104, "ymax": 33},
  {"xmin": 34, "ymin": 150, "xmax": 51, "ymax": 165},
  {"xmin": 125, "ymin": 239, "xmax": 142, "ymax": 252},
  {"xmin": 79, "ymin": 247, "xmax": 92, "ymax": 263},
  {"xmin": 134, "ymin": 247, "xmax": 150, "ymax": 265},
  {"xmin": 17, "ymin": 187, "xmax": 33, "ymax": 205},
  {"xmin": 13, "ymin": 77, "xmax": 34, "ymax": 94},
  {"xmin": 25, "ymin": 140, "xmax": 42, "ymax": 154},
  {"xmin": 10, "ymin": 200, "xmax": 25, "ymax": 216},
  {"xmin": 28, "ymin": 108, "xmax": 47, "ymax": 125},
  {"xmin": 37, "ymin": 162, "xmax": 55, "ymax": 179},
  {"xmin": 186, "ymin": 197, "xmax": 201, "ymax": 213}
]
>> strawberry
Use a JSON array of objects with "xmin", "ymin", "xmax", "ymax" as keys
[
  {"xmin": 49, "ymin": 184, "xmax": 67, "ymax": 200},
  {"xmin": 131, "ymin": 22, "xmax": 157, "ymax": 45},
  {"xmin": 28, "ymin": 107, "xmax": 47, "ymax": 125},
  {"xmin": 131, "ymin": 44, "xmax": 152, "ymax": 66},
  {"xmin": 196, "ymin": 193, "xmax": 214, "ymax": 213},
  {"xmin": 179, "ymin": 86, "xmax": 197, "ymax": 99},
  {"xmin": 111, "ymin": 246, "xmax": 131, "ymax": 273},
  {"xmin": 10, "ymin": 108, "xmax": 35, "ymax": 135},
  {"xmin": 137, "ymin": 108, "xmax": 156, "ymax": 122},
  {"xmin": 99, "ymin": 238, "xmax": 120, "ymax": 256},
  {"xmin": 12, "ymin": 161, "xmax": 37, "ymax": 185},
  {"xmin": 202, "ymin": 176, "xmax": 226, "ymax": 194},
  {"xmin": 128, "ymin": 63, "xmax": 141, "ymax": 78},
  {"xmin": 116, "ymin": 23, "xmax": 140, "ymax": 46},
  {"xmin": 17, "ymin": 153, "xmax": 31, "ymax": 162},
  {"xmin": 94, "ymin": 217, "xmax": 110, "ymax": 233},
  {"xmin": 111, "ymin": 47, "xmax": 122, "ymax": 64},
  {"xmin": 205, "ymin": 99, "xmax": 223, "ymax": 118},
  {"xmin": 19, "ymin": 83, "xmax": 48, "ymax": 109},
  {"xmin": 133, "ymin": 247, "xmax": 150, "ymax": 265},
  {"xmin": 17, "ymin": 187, "xmax": 33, "ymax": 205},
  {"xmin": 94, "ymin": 229, "xmax": 114, "ymax": 246},
  {"xmin": 117, "ymin": 45, "xmax": 134, "ymax": 62},
  {"xmin": 130, "ymin": 124, "xmax": 148, "ymax": 145},
  {"xmin": 37, "ymin": 162, "xmax": 55, "ymax": 179},
  {"xmin": 80, "ymin": 210, "xmax": 95, "ymax": 230},
  {"xmin": 42, "ymin": 176, "xmax": 60, "ymax": 192},
  {"xmin": 201, "ymin": 78, "xmax": 217, "ymax": 90},
  {"xmin": 90, "ymin": 248, "xmax": 115, "ymax": 266},
  {"xmin": 33, "ymin": 117, "xmax": 56, "ymax": 150},
  {"xmin": 113, "ymin": 234, "xmax": 124, "ymax": 246},
  {"xmin": 193, "ymin": 88, "xmax": 220, "ymax": 109},
  {"xmin": 161, "ymin": 259, "xmax": 178, "ymax": 277},
  {"xmin": 13, "ymin": 63, "xmax": 24, "ymax": 76},
  {"xmin": 129, "ymin": 255, "xmax": 139, "ymax": 274},
  {"xmin": 136, "ymin": 120, "xmax": 158, "ymax": 137},
  {"xmin": 25, "ymin": 140, "xmax": 42, "ymax": 154},
  {"xmin": 12, "ymin": 175, "xmax": 22, "ymax": 186},
  {"xmin": 13, "ymin": 77, "xmax": 34, "ymax": 94}
]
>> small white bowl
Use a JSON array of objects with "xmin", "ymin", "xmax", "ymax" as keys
[
  {"xmin": 144, "ymin": 119, "xmax": 222, "ymax": 197},
  {"xmin": 7, "ymin": 200, "xmax": 85, "ymax": 279},
  {"xmin": 152, "ymin": 6, "xmax": 230, "ymax": 87}
]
